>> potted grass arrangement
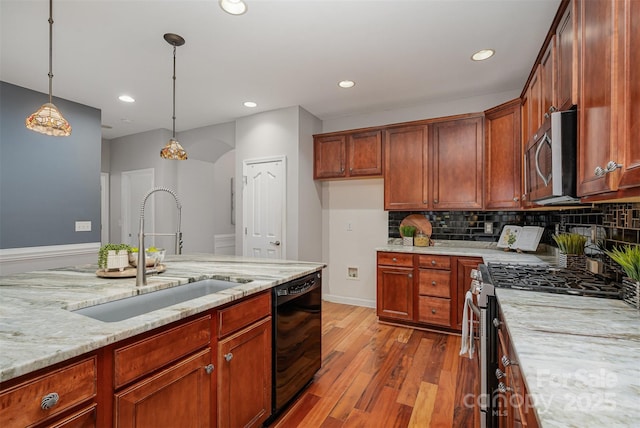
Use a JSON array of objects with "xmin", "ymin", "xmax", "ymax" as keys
[
  {"xmin": 605, "ymin": 245, "xmax": 640, "ymax": 310},
  {"xmin": 553, "ymin": 233, "xmax": 587, "ymax": 270},
  {"xmin": 400, "ymin": 225, "xmax": 417, "ymax": 246}
]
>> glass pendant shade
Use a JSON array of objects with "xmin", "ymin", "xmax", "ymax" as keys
[
  {"xmin": 160, "ymin": 138, "xmax": 188, "ymax": 160},
  {"xmin": 25, "ymin": 102, "xmax": 72, "ymax": 136}
]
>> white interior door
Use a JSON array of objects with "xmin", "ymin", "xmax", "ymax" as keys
[
  {"xmin": 121, "ymin": 168, "xmax": 154, "ymax": 247},
  {"xmin": 243, "ymin": 157, "xmax": 286, "ymax": 259}
]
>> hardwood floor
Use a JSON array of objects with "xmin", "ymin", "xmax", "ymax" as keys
[{"xmin": 270, "ymin": 301, "xmax": 479, "ymax": 428}]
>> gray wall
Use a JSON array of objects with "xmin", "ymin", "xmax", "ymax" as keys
[{"xmin": 0, "ymin": 81, "xmax": 101, "ymax": 249}]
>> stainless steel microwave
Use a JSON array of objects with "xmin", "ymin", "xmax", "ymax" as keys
[{"xmin": 523, "ymin": 110, "xmax": 578, "ymax": 205}]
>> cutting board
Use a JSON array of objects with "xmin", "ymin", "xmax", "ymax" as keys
[
  {"xmin": 96, "ymin": 264, "xmax": 166, "ymax": 278},
  {"xmin": 399, "ymin": 214, "xmax": 432, "ymax": 237}
]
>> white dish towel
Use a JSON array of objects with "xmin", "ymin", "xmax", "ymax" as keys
[{"xmin": 459, "ymin": 290, "xmax": 475, "ymax": 359}]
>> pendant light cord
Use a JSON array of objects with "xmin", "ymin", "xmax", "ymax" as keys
[
  {"xmin": 172, "ymin": 44, "xmax": 177, "ymax": 139},
  {"xmin": 48, "ymin": 0, "xmax": 54, "ymax": 105}
]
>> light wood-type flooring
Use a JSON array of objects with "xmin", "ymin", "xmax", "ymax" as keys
[{"xmin": 270, "ymin": 301, "xmax": 478, "ymax": 428}]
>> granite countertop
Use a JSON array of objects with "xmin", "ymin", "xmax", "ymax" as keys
[
  {"xmin": 497, "ymin": 289, "xmax": 640, "ymax": 428},
  {"xmin": 0, "ymin": 254, "xmax": 325, "ymax": 383},
  {"xmin": 377, "ymin": 239, "xmax": 556, "ymax": 265}
]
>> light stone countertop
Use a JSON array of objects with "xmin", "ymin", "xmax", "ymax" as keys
[
  {"xmin": 497, "ymin": 289, "xmax": 640, "ymax": 428},
  {"xmin": 0, "ymin": 254, "xmax": 325, "ymax": 383}
]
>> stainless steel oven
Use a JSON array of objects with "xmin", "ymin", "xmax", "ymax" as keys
[{"xmin": 468, "ymin": 263, "xmax": 622, "ymax": 428}]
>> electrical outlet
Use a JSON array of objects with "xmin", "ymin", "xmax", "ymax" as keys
[
  {"xmin": 347, "ymin": 222, "xmax": 353, "ymax": 232},
  {"xmin": 484, "ymin": 222, "xmax": 493, "ymax": 234},
  {"xmin": 75, "ymin": 221, "xmax": 92, "ymax": 232},
  {"xmin": 347, "ymin": 266, "xmax": 359, "ymax": 280}
]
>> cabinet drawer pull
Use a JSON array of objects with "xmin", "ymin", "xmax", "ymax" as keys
[
  {"xmin": 41, "ymin": 392, "xmax": 59, "ymax": 410},
  {"xmin": 431, "ymin": 260, "xmax": 437, "ymax": 266},
  {"xmin": 204, "ymin": 364, "xmax": 214, "ymax": 374},
  {"xmin": 431, "ymin": 308, "xmax": 437, "ymax": 314},
  {"xmin": 431, "ymin": 281, "xmax": 437, "ymax": 286},
  {"xmin": 497, "ymin": 382, "xmax": 513, "ymax": 393},
  {"xmin": 496, "ymin": 368, "xmax": 506, "ymax": 379},
  {"xmin": 224, "ymin": 352, "xmax": 233, "ymax": 362},
  {"xmin": 501, "ymin": 355, "xmax": 518, "ymax": 367},
  {"xmin": 392, "ymin": 257, "xmax": 397, "ymax": 262}
]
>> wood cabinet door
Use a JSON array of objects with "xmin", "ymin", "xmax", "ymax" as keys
[
  {"xmin": 431, "ymin": 116, "xmax": 484, "ymax": 209},
  {"xmin": 114, "ymin": 349, "xmax": 212, "ymax": 428},
  {"xmin": 376, "ymin": 265, "xmax": 414, "ymax": 321},
  {"xmin": 577, "ymin": 0, "xmax": 619, "ymax": 196},
  {"xmin": 384, "ymin": 125, "xmax": 429, "ymax": 210},
  {"xmin": 540, "ymin": 35, "xmax": 557, "ymax": 118},
  {"xmin": 485, "ymin": 99, "xmax": 522, "ymax": 209},
  {"xmin": 454, "ymin": 257, "xmax": 482, "ymax": 331},
  {"xmin": 617, "ymin": 0, "xmax": 640, "ymax": 190},
  {"xmin": 348, "ymin": 130, "xmax": 383, "ymax": 177},
  {"xmin": 314, "ymin": 135, "xmax": 346, "ymax": 179},
  {"xmin": 528, "ymin": 65, "xmax": 543, "ymax": 136},
  {"xmin": 218, "ymin": 317, "xmax": 272, "ymax": 428},
  {"xmin": 556, "ymin": 0, "xmax": 578, "ymax": 110}
]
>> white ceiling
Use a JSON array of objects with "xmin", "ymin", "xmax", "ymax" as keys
[{"xmin": 1, "ymin": 0, "xmax": 561, "ymax": 140}]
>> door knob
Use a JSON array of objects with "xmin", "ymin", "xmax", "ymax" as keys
[{"xmin": 270, "ymin": 241, "xmax": 281, "ymax": 246}]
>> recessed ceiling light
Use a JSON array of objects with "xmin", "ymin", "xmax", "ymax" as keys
[
  {"xmin": 243, "ymin": 101, "xmax": 257, "ymax": 108},
  {"xmin": 118, "ymin": 95, "xmax": 135, "ymax": 103},
  {"xmin": 338, "ymin": 80, "xmax": 355, "ymax": 89},
  {"xmin": 471, "ymin": 49, "xmax": 495, "ymax": 61},
  {"xmin": 219, "ymin": 0, "xmax": 247, "ymax": 15}
]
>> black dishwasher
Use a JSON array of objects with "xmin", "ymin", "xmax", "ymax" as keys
[{"xmin": 269, "ymin": 271, "xmax": 322, "ymax": 421}]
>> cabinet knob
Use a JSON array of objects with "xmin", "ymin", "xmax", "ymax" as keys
[
  {"xmin": 224, "ymin": 352, "xmax": 233, "ymax": 362},
  {"xmin": 497, "ymin": 382, "xmax": 513, "ymax": 393},
  {"xmin": 501, "ymin": 355, "xmax": 518, "ymax": 367},
  {"xmin": 594, "ymin": 161, "xmax": 622, "ymax": 177},
  {"xmin": 392, "ymin": 257, "xmax": 397, "ymax": 262},
  {"xmin": 433, "ymin": 199, "xmax": 438, "ymax": 204},
  {"xmin": 431, "ymin": 260, "xmax": 437, "ymax": 266},
  {"xmin": 513, "ymin": 197, "xmax": 519, "ymax": 202},
  {"xmin": 431, "ymin": 308, "xmax": 437, "ymax": 314},
  {"xmin": 41, "ymin": 392, "xmax": 59, "ymax": 410},
  {"xmin": 204, "ymin": 364, "xmax": 214, "ymax": 374},
  {"xmin": 408, "ymin": 273, "xmax": 413, "ymax": 279},
  {"xmin": 431, "ymin": 281, "xmax": 437, "ymax": 286},
  {"xmin": 493, "ymin": 318, "xmax": 502, "ymax": 328},
  {"xmin": 496, "ymin": 368, "xmax": 506, "ymax": 379}
]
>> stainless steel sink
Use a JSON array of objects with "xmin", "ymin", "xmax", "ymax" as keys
[{"xmin": 72, "ymin": 279, "xmax": 247, "ymax": 322}]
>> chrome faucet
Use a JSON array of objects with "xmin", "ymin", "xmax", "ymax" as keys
[{"xmin": 136, "ymin": 187, "xmax": 183, "ymax": 286}]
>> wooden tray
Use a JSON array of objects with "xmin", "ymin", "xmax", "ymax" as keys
[
  {"xmin": 96, "ymin": 265, "xmax": 166, "ymax": 278},
  {"xmin": 400, "ymin": 214, "xmax": 432, "ymax": 237}
]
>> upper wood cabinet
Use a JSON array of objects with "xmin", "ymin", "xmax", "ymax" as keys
[
  {"xmin": 383, "ymin": 125, "xmax": 429, "ymax": 210},
  {"xmin": 526, "ymin": 65, "xmax": 543, "ymax": 139},
  {"xmin": 556, "ymin": 0, "xmax": 578, "ymax": 110},
  {"xmin": 313, "ymin": 130, "xmax": 383, "ymax": 180},
  {"xmin": 431, "ymin": 116, "xmax": 484, "ymax": 210},
  {"xmin": 484, "ymin": 99, "xmax": 522, "ymax": 210},
  {"xmin": 383, "ymin": 115, "xmax": 484, "ymax": 211},
  {"xmin": 575, "ymin": 0, "xmax": 640, "ymax": 197},
  {"xmin": 540, "ymin": 35, "xmax": 557, "ymax": 118}
]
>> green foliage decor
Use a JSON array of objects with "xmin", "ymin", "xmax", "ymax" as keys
[
  {"xmin": 98, "ymin": 243, "xmax": 132, "ymax": 269},
  {"xmin": 553, "ymin": 233, "xmax": 587, "ymax": 255},
  {"xmin": 400, "ymin": 225, "xmax": 417, "ymax": 237},
  {"xmin": 605, "ymin": 245, "xmax": 640, "ymax": 282}
]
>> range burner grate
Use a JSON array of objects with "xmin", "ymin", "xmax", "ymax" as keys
[{"xmin": 487, "ymin": 263, "xmax": 622, "ymax": 299}]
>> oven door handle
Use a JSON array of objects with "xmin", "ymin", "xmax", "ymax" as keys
[
  {"xmin": 534, "ymin": 133, "xmax": 552, "ymax": 187},
  {"xmin": 467, "ymin": 296, "xmax": 480, "ymax": 318}
]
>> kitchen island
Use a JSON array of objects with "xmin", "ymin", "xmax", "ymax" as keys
[
  {"xmin": 0, "ymin": 254, "xmax": 325, "ymax": 383},
  {"xmin": 497, "ymin": 289, "xmax": 640, "ymax": 427}
]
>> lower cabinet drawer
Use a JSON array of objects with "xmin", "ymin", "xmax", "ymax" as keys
[
  {"xmin": 417, "ymin": 296, "xmax": 451, "ymax": 327},
  {"xmin": 48, "ymin": 404, "xmax": 97, "ymax": 428},
  {"xmin": 418, "ymin": 269, "xmax": 451, "ymax": 298},
  {"xmin": 0, "ymin": 356, "xmax": 97, "ymax": 428},
  {"xmin": 218, "ymin": 292, "xmax": 271, "ymax": 338},
  {"xmin": 114, "ymin": 315, "xmax": 211, "ymax": 388}
]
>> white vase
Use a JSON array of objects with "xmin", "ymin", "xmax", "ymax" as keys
[
  {"xmin": 403, "ymin": 237, "xmax": 413, "ymax": 246},
  {"xmin": 106, "ymin": 250, "xmax": 129, "ymax": 271}
]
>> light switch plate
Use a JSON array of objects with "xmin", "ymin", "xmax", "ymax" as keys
[{"xmin": 75, "ymin": 221, "xmax": 92, "ymax": 232}]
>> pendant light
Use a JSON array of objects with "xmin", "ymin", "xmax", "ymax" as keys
[
  {"xmin": 25, "ymin": 0, "xmax": 72, "ymax": 137},
  {"xmin": 160, "ymin": 33, "xmax": 187, "ymax": 160}
]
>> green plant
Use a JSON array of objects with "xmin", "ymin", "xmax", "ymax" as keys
[
  {"xmin": 400, "ymin": 225, "xmax": 417, "ymax": 237},
  {"xmin": 553, "ymin": 233, "xmax": 587, "ymax": 255},
  {"xmin": 98, "ymin": 243, "xmax": 132, "ymax": 269},
  {"xmin": 605, "ymin": 245, "xmax": 640, "ymax": 282}
]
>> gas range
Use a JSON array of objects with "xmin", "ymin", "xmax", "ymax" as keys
[{"xmin": 486, "ymin": 263, "xmax": 622, "ymax": 299}]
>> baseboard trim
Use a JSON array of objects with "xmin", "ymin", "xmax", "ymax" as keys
[
  {"xmin": 322, "ymin": 294, "xmax": 375, "ymax": 308},
  {"xmin": 0, "ymin": 243, "xmax": 101, "ymax": 275}
]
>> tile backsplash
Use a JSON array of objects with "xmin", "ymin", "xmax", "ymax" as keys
[{"xmin": 388, "ymin": 203, "xmax": 640, "ymax": 249}]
